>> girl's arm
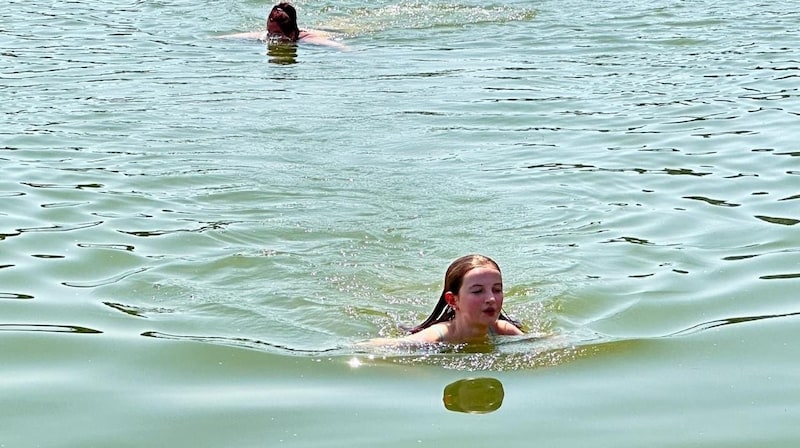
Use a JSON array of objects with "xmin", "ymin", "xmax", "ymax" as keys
[
  {"xmin": 298, "ymin": 30, "xmax": 349, "ymax": 49},
  {"xmin": 215, "ymin": 31, "xmax": 265, "ymax": 40}
]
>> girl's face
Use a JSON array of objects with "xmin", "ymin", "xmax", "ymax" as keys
[{"xmin": 449, "ymin": 267, "xmax": 504, "ymax": 326}]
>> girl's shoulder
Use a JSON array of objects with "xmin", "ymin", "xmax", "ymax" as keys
[
  {"xmin": 410, "ymin": 322, "xmax": 448, "ymax": 343},
  {"xmin": 494, "ymin": 319, "xmax": 524, "ymax": 336}
]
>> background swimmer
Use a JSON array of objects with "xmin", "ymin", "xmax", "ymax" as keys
[{"xmin": 218, "ymin": 2, "xmax": 346, "ymax": 49}]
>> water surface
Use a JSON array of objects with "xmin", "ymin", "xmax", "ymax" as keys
[{"xmin": 1, "ymin": 0, "xmax": 799, "ymax": 446}]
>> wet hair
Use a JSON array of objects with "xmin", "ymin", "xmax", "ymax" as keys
[
  {"xmin": 268, "ymin": 2, "xmax": 301, "ymax": 41},
  {"xmin": 408, "ymin": 254, "xmax": 523, "ymax": 334}
]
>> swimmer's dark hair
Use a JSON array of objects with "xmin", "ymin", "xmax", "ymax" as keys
[
  {"xmin": 269, "ymin": 2, "xmax": 301, "ymax": 41},
  {"xmin": 408, "ymin": 254, "xmax": 523, "ymax": 334}
]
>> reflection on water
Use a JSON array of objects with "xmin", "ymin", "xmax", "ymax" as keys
[
  {"xmin": 267, "ymin": 43, "xmax": 298, "ymax": 65},
  {"xmin": 443, "ymin": 377, "xmax": 504, "ymax": 414}
]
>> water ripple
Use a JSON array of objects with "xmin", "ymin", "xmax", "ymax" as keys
[
  {"xmin": 760, "ymin": 273, "xmax": 800, "ymax": 280},
  {"xmin": 668, "ymin": 311, "xmax": 800, "ymax": 337},
  {"xmin": 41, "ymin": 201, "xmax": 92, "ymax": 209},
  {"xmin": 682, "ymin": 196, "xmax": 741, "ymax": 207},
  {"xmin": 61, "ymin": 266, "xmax": 150, "ymax": 288},
  {"xmin": 0, "ymin": 293, "xmax": 34, "ymax": 300},
  {"xmin": 141, "ymin": 331, "xmax": 339, "ymax": 355},
  {"xmin": 118, "ymin": 221, "xmax": 234, "ymax": 238},
  {"xmin": 524, "ymin": 163, "xmax": 714, "ymax": 177},
  {"xmin": 20, "ymin": 182, "xmax": 104, "ymax": 190},
  {"xmin": 755, "ymin": 215, "xmax": 799, "ymax": 226},
  {"xmin": 77, "ymin": 243, "xmax": 136, "ymax": 252},
  {"xmin": 17, "ymin": 221, "xmax": 104, "ymax": 234},
  {"xmin": 0, "ymin": 323, "xmax": 102, "ymax": 334},
  {"xmin": 103, "ymin": 301, "xmax": 174, "ymax": 318}
]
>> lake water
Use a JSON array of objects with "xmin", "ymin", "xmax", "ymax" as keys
[{"xmin": 2, "ymin": 0, "xmax": 799, "ymax": 446}]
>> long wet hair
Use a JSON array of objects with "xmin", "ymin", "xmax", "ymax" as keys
[
  {"xmin": 408, "ymin": 254, "xmax": 523, "ymax": 334},
  {"xmin": 268, "ymin": 2, "xmax": 301, "ymax": 41}
]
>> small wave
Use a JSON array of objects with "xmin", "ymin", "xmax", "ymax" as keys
[
  {"xmin": 0, "ymin": 323, "xmax": 102, "ymax": 334},
  {"xmin": 760, "ymin": 273, "xmax": 800, "ymax": 280},
  {"xmin": 102, "ymin": 301, "xmax": 176, "ymax": 318},
  {"xmin": 118, "ymin": 220, "xmax": 235, "ymax": 237},
  {"xmin": 682, "ymin": 195, "xmax": 741, "ymax": 207},
  {"xmin": 40, "ymin": 201, "xmax": 91, "ymax": 209},
  {"xmin": 754, "ymin": 215, "xmax": 799, "ymax": 226},
  {"xmin": 21, "ymin": 181, "xmax": 104, "ymax": 190},
  {"xmin": 141, "ymin": 331, "xmax": 342, "ymax": 355},
  {"xmin": 667, "ymin": 310, "xmax": 800, "ymax": 337},
  {"xmin": 61, "ymin": 266, "xmax": 150, "ymax": 288},
  {"xmin": 77, "ymin": 243, "xmax": 136, "ymax": 252},
  {"xmin": 0, "ymin": 292, "xmax": 34, "ymax": 300},
  {"xmin": 16, "ymin": 220, "xmax": 104, "ymax": 235}
]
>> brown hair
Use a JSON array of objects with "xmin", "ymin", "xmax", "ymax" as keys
[
  {"xmin": 408, "ymin": 254, "xmax": 522, "ymax": 333},
  {"xmin": 268, "ymin": 3, "xmax": 301, "ymax": 41}
]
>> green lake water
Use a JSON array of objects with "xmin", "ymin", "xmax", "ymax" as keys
[{"xmin": 2, "ymin": 0, "xmax": 799, "ymax": 446}]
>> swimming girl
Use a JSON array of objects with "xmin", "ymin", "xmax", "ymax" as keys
[
  {"xmin": 218, "ymin": 2, "xmax": 346, "ymax": 48},
  {"xmin": 368, "ymin": 254, "xmax": 525, "ymax": 345}
]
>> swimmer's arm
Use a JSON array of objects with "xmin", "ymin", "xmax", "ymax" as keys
[
  {"xmin": 298, "ymin": 30, "xmax": 349, "ymax": 50},
  {"xmin": 214, "ymin": 31, "xmax": 265, "ymax": 40},
  {"xmin": 357, "ymin": 337, "xmax": 406, "ymax": 347}
]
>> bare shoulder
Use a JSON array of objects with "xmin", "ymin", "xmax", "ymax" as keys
[
  {"xmin": 356, "ymin": 323, "xmax": 446, "ymax": 347},
  {"xmin": 403, "ymin": 324, "xmax": 446, "ymax": 343},
  {"xmin": 495, "ymin": 320, "xmax": 525, "ymax": 336}
]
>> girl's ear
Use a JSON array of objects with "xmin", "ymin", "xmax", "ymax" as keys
[{"xmin": 444, "ymin": 291, "xmax": 458, "ymax": 309}]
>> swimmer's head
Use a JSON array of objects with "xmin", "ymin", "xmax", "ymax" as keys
[
  {"xmin": 267, "ymin": 3, "xmax": 301, "ymax": 41},
  {"xmin": 408, "ymin": 254, "xmax": 518, "ymax": 334},
  {"xmin": 443, "ymin": 254, "xmax": 502, "ymax": 299}
]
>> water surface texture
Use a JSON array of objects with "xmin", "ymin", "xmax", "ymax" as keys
[{"xmin": 2, "ymin": 0, "xmax": 799, "ymax": 446}]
